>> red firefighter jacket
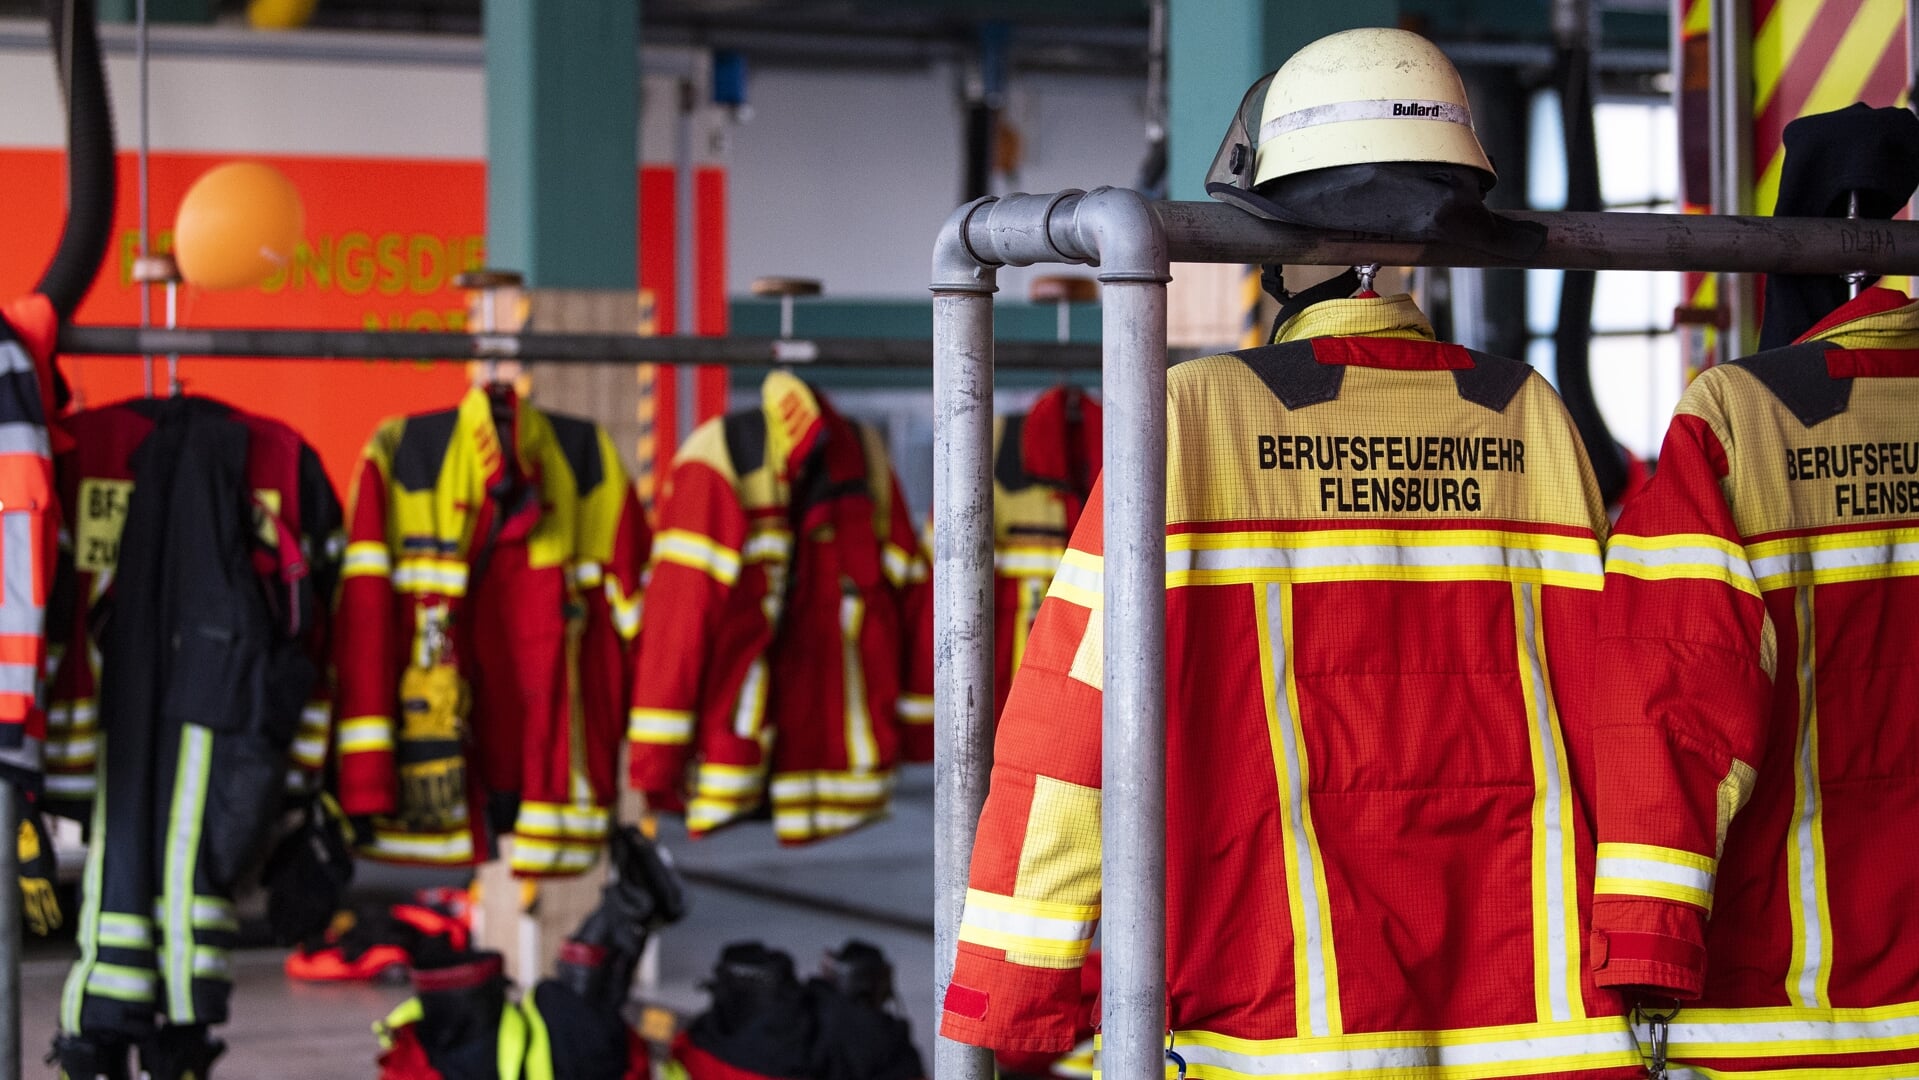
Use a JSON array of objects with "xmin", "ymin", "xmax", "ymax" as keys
[
  {"xmin": 333, "ymin": 386, "xmax": 645, "ymax": 876},
  {"xmin": 1590, "ymin": 286, "xmax": 1919, "ymax": 1074},
  {"xmin": 986, "ymin": 386, "xmax": 1100, "ymax": 718},
  {"xmin": 41, "ymin": 395, "xmax": 340, "ymax": 815},
  {"xmin": 0, "ymin": 297, "xmax": 64, "ymax": 781},
  {"xmin": 628, "ymin": 372, "xmax": 931, "ymax": 844},
  {"xmin": 942, "ymin": 296, "xmax": 1643, "ymax": 1078}
]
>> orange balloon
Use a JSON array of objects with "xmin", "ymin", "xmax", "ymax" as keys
[{"xmin": 173, "ymin": 162, "xmax": 304, "ymax": 291}]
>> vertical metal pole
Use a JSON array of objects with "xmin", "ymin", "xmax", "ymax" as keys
[
  {"xmin": 1710, "ymin": 0, "xmax": 1756, "ymax": 358},
  {"xmin": 930, "ymin": 233, "xmax": 997, "ymax": 1080},
  {"xmin": 137, "ymin": 0, "xmax": 154, "ymax": 398},
  {"xmin": 0, "ymin": 775, "xmax": 16, "ymax": 1080},
  {"xmin": 675, "ymin": 75, "xmax": 699, "ymax": 445},
  {"xmin": 1099, "ymin": 279, "xmax": 1169, "ymax": 1080}
]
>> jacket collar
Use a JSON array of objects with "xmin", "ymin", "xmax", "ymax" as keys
[
  {"xmin": 1795, "ymin": 286, "xmax": 1919, "ymax": 350},
  {"xmin": 1273, "ymin": 293, "xmax": 1436, "ymax": 345}
]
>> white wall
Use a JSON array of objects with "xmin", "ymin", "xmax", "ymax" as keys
[{"xmin": 0, "ymin": 21, "xmax": 1150, "ymax": 300}]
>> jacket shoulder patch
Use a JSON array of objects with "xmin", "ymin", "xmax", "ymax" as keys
[
  {"xmin": 1232, "ymin": 340, "xmax": 1343, "ymax": 410},
  {"xmin": 542, "ymin": 411, "xmax": 606, "ymax": 496},
  {"xmin": 1731, "ymin": 342, "xmax": 1853, "ymax": 427},
  {"xmin": 1454, "ymin": 350, "xmax": 1534, "ymax": 412},
  {"xmin": 722, "ymin": 410, "xmax": 768, "ymax": 476},
  {"xmin": 391, "ymin": 410, "xmax": 459, "ymax": 493}
]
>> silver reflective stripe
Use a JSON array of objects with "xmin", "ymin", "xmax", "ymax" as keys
[
  {"xmin": 841, "ymin": 595, "xmax": 877, "ymax": 771},
  {"xmin": 1789, "ymin": 586, "xmax": 1828, "ymax": 1007},
  {"xmin": 1169, "ymin": 542, "xmax": 1602, "ymax": 580},
  {"xmin": 1519, "ymin": 583, "xmax": 1574, "ymax": 1022},
  {"xmin": 164, "ymin": 725, "xmax": 215, "ymax": 1020},
  {"xmin": 0, "ymin": 421, "xmax": 50, "ymax": 457},
  {"xmin": 0, "ymin": 342, "xmax": 33, "ymax": 375},
  {"xmin": 0, "ymin": 511, "xmax": 45, "ymax": 635},
  {"xmin": 1261, "ymin": 98, "xmax": 1475, "ymax": 141},
  {"xmin": 192, "ymin": 897, "xmax": 239, "ymax": 932},
  {"xmin": 0, "ymin": 662, "xmax": 35, "ymax": 695},
  {"xmin": 1263, "ymin": 583, "xmax": 1334, "ymax": 1038}
]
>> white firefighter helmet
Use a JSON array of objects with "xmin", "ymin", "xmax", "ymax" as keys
[{"xmin": 1255, "ymin": 27, "xmax": 1491, "ymax": 184}]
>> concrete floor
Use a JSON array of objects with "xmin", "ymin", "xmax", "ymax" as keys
[{"xmin": 17, "ymin": 768, "xmax": 938, "ymax": 1078}]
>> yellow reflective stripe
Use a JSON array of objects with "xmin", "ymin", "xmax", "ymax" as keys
[
  {"xmin": 653, "ymin": 529, "xmax": 741, "ymax": 586},
  {"xmin": 1256, "ymin": 582, "xmax": 1341, "ymax": 1038},
  {"xmin": 731, "ymin": 657, "xmax": 769, "ymax": 739},
  {"xmin": 391, "ymin": 557, "xmax": 469, "ymax": 595},
  {"xmin": 958, "ymin": 890, "xmax": 1096, "ymax": 962},
  {"xmin": 896, "ymin": 693, "xmax": 934, "ymax": 724},
  {"xmin": 606, "ymin": 580, "xmax": 641, "ymax": 639},
  {"xmin": 1172, "ymin": 529, "xmax": 1604, "ymax": 591},
  {"xmin": 192, "ymin": 897, "xmax": 238, "ymax": 932},
  {"xmin": 97, "ymin": 913, "xmax": 153, "ymax": 949},
  {"xmin": 770, "ymin": 770, "xmax": 892, "ymax": 803},
  {"xmin": 687, "ymin": 799, "xmax": 756, "ymax": 833},
  {"xmin": 336, "ymin": 716, "xmax": 395, "ymax": 754},
  {"xmin": 1011, "ymin": 576, "xmax": 1045, "ymax": 678},
  {"xmin": 191, "ymin": 946, "xmax": 233, "ymax": 980},
  {"xmin": 1046, "ymin": 549, "xmax": 1104, "ymax": 609},
  {"xmin": 1658, "ymin": 999, "xmax": 1919, "ymax": 1059},
  {"xmin": 840, "ymin": 595, "xmax": 879, "ymax": 771},
  {"xmin": 497, "ymin": 996, "xmax": 529, "ymax": 1080},
  {"xmin": 1748, "ymin": 528, "xmax": 1919, "ymax": 589},
  {"xmin": 773, "ymin": 806, "xmax": 887, "ymax": 841},
  {"xmin": 342, "ymin": 541, "xmax": 392, "ymax": 579},
  {"xmin": 1144, "ymin": 1019, "xmax": 1642, "ymax": 1077},
  {"xmin": 508, "ymin": 836, "xmax": 601, "ymax": 875},
  {"xmin": 882, "ymin": 542, "xmax": 914, "ymax": 587},
  {"xmin": 997, "ymin": 544, "xmax": 1066, "ymax": 578},
  {"xmin": 1593, "ymin": 842, "xmax": 1716, "ymax": 910},
  {"xmin": 572, "ymin": 560, "xmax": 603, "ymax": 587},
  {"xmin": 741, "ymin": 528, "xmax": 792, "ymax": 564},
  {"xmin": 628, "ymin": 708, "xmax": 693, "ymax": 744},
  {"xmin": 376, "ymin": 998, "xmax": 426, "ymax": 1049},
  {"xmin": 1785, "ymin": 587, "xmax": 1833, "ymax": 1008},
  {"xmin": 86, "ymin": 963, "xmax": 159, "ymax": 1003},
  {"xmin": 514, "ymin": 801, "xmax": 610, "ymax": 840},
  {"xmin": 363, "ymin": 826, "xmax": 474, "ymax": 864},
  {"xmin": 1514, "ymin": 582, "xmax": 1583, "ymax": 1023},
  {"xmin": 1606, "ymin": 532, "xmax": 1761, "ymax": 596},
  {"xmin": 523, "ymin": 988, "xmax": 555, "ymax": 1080}
]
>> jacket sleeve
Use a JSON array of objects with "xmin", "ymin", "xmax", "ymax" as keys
[
  {"xmin": 1590, "ymin": 409, "xmax": 1775, "ymax": 1000},
  {"xmin": 331, "ymin": 446, "xmax": 400, "ymax": 817},
  {"xmin": 290, "ymin": 441, "xmax": 345, "ymax": 789},
  {"xmin": 0, "ymin": 297, "xmax": 60, "ymax": 756},
  {"xmin": 628, "ymin": 452, "xmax": 748, "ymax": 803},
  {"xmin": 941, "ymin": 477, "xmax": 1104, "ymax": 1054},
  {"xmin": 882, "ymin": 473, "xmax": 933, "ymax": 763}
]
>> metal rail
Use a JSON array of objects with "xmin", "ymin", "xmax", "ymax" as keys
[
  {"xmin": 54, "ymin": 327, "xmax": 1104, "ymax": 368},
  {"xmin": 929, "ymin": 188, "xmax": 1919, "ymax": 1080}
]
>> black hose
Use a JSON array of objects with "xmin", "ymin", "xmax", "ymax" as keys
[
  {"xmin": 36, "ymin": 0, "xmax": 118, "ymax": 324},
  {"xmin": 1553, "ymin": 42, "xmax": 1629, "ymax": 504}
]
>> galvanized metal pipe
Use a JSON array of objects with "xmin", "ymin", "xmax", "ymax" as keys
[
  {"xmin": 1092, "ymin": 199, "xmax": 1171, "ymax": 1080},
  {"xmin": 930, "ymin": 199, "xmax": 999, "ymax": 1080},
  {"xmin": 55, "ymin": 326, "xmax": 1104, "ymax": 369},
  {"xmin": 0, "ymin": 775, "xmax": 18, "ymax": 1080},
  {"xmin": 1711, "ymin": 0, "xmax": 1757, "ymax": 356}
]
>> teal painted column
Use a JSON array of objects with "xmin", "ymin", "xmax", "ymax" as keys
[
  {"xmin": 1167, "ymin": 0, "xmax": 1398, "ymax": 200},
  {"xmin": 484, "ymin": 0, "xmax": 638, "ymax": 288}
]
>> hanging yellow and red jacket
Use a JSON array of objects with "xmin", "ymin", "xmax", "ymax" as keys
[
  {"xmin": 1590, "ymin": 286, "xmax": 1919, "ymax": 1074},
  {"xmin": 40, "ymin": 395, "xmax": 340, "ymax": 815},
  {"xmin": 628, "ymin": 372, "xmax": 931, "ymax": 844},
  {"xmin": 333, "ymin": 387, "xmax": 645, "ymax": 876},
  {"xmin": 986, "ymin": 386, "xmax": 1100, "ymax": 718},
  {"xmin": 942, "ymin": 296, "xmax": 1643, "ymax": 1078},
  {"xmin": 0, "ymin": 296, "xmax": 64, "ymax": 784}
]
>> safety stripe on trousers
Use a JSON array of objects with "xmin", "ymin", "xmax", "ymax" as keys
[
  {"xmin": 1514, "ymin": 582, "xmax": 1584, "ymax": 1024},
  {"xmin": 1255, "ymin": 582, "xmax": 1342, "ymax": 1038},
  {"xmin": 61, "ymin": 740, "xmax": 112, "ymax": 1029},
  {"xmin": 1785, "ymin": 586, "xmax": 1833, "ymax": 1009},
  {"xmin": 1122, "ymin": 1019, "xmax": 1642, "ymax": 1077},
  {"xmin": 1653, "ymin": 998, "xmax": 1919, "ymax": 1058},
  {"xmin": 164, "ymin": 723, "xmax": 214, "ymax": 1021}
]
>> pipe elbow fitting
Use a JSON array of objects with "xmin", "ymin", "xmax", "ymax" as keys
[
  {"xmin": 1073, "ymin": 187, "xmax": 1171, "ymax": 285},
  {"xmin": 931, "ymin": 197, "xmax": 1001, "ymax": 296}
]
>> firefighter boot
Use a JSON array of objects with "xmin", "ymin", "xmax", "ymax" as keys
[
  {"xmin": 411, "ymin": 952, "xmax": 512, "ymax": 1079},
  {"xmin": 820, "ymin": 939, "xmax": 896, "ymax": 1010},
  {"xmin": 49, "ymin": 1033, "xmax": 132, "ymax": 1080},
  {"xmin": 136, "ymin": 1024, "xmax": 226, "ymax": 1080},
  {"xmin": 554, "ymin": 825, "xmax": 687, "ymax": 1010}
]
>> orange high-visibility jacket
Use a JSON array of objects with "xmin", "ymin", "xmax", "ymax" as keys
[
  {"xmin": 0, "ymin": 297, "xmax": 62, "ymax": 782},
  {"xmin": 985, "ymin": 386, "xmax": 1100, "ymax": 718},
  {"xmin": 1590, "ymin": 286, "xmax": 1919, "ymax": 1074},
  {"xmin": 628, "ymin": 373, "xmax": 931, "ymax": 844},
  {"xmin": 333, "ymin": 387, "xmax": 646, "ymax": 875},
  {"xmin": 942, "ymin": 296, "xmax": 1643, "ymax": 1079}
]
